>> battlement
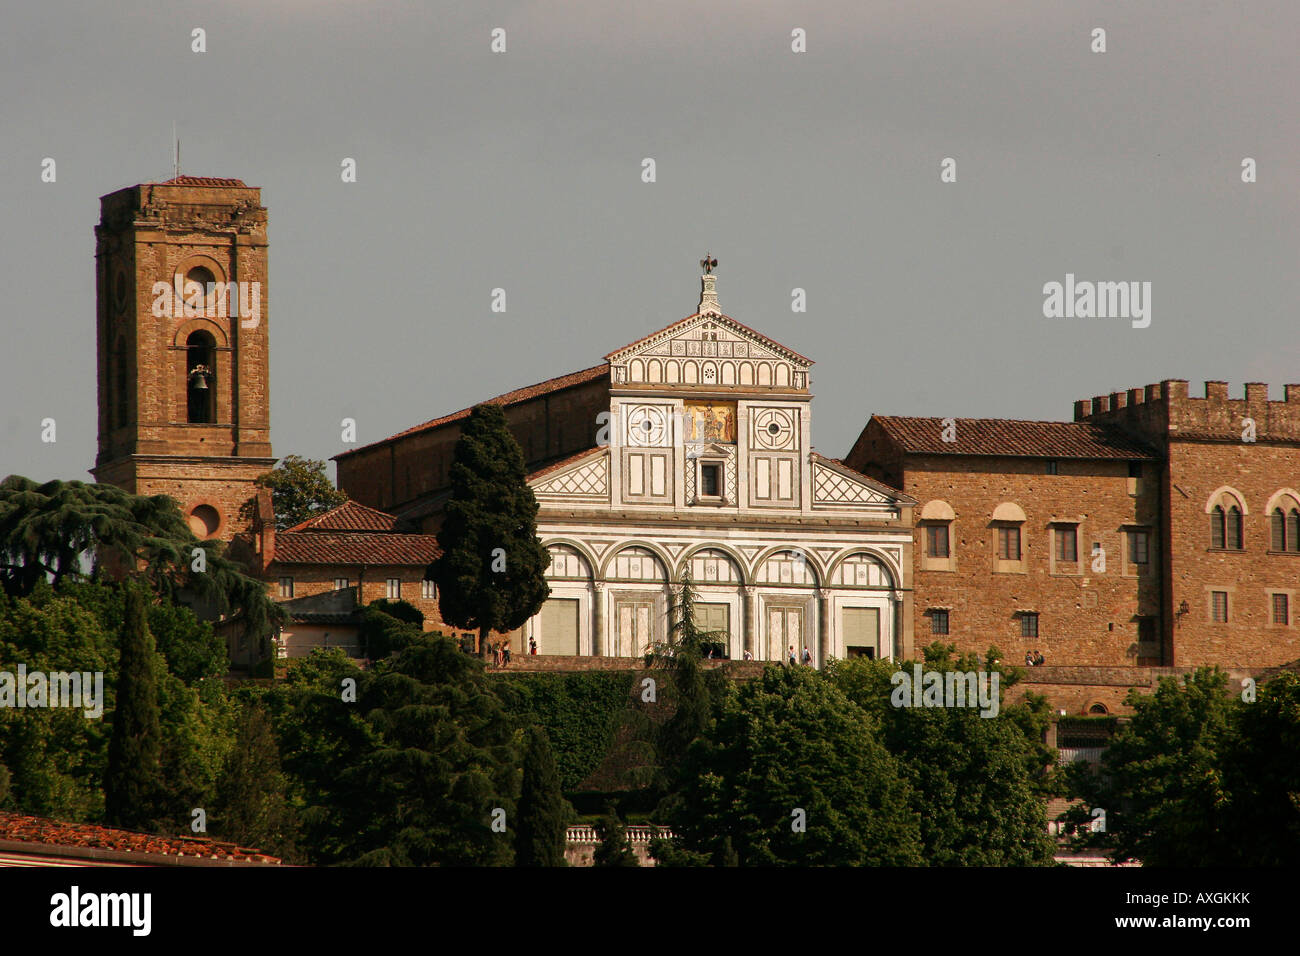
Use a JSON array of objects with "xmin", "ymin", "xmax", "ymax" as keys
[{"xmin": 1075, "ymin": 380, "xmax": 1300, "ymax": 442}]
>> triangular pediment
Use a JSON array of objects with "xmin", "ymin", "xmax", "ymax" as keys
[
  {"xmin": 606, "ymin": 313, "xmax": 811, "ymax": 369},
  {"xmin": 810, "ymin": 455, "xmax": 915, "ymax": 509},
  {"xmin": 607, "ymin": 313, "xmax": 812, "ymax": 390},
  {"xmin": 530, "ymin": 448, "xmax": 609, "ymax": 499}
]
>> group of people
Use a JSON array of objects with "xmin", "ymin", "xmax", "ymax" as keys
[
  {"xmin": 490, "ymin": 640, "xmax": 512, "ymax": 667},
  {"xmin": 786, "ymin": 645, "xmax": 814, "ymax": 666},
  {"xmin": 1025, "ymin": 649, "xmax": 1046, "ymax": 666}
]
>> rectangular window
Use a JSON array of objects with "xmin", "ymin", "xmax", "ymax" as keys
[
  {"xmin": 930, "ymin": 609, "xmax": 950, "ymax": 635},
  {"xmin": 421, "ymin": 579, "xmax": 437, "ymax": 600},
  {"xmin": 1055, "ymin": 527, "xmax": 1078, "ymax": 563},
  {"xmin": 1045, "ymin": 460, "xmax": 1059, "ymax": 475},
  {"xmin": 1128, "ymin": 530, "xmax": 1150, "ymax": 565},
  {"xmin": 334, "ymin": 577, "xmax": 349, "ymax": 591},
  {"xmin": 1212, "ymin": 591, "xmax": 1229, "ymax": 623},
  {"xmin": 998, "ymin": 526, "xmax": 1021, "ymax": 561},
  {"xmin": 386, "ymin": 578, "xmax": 401, "ymax": 600},
  {"xmin": 700, "ymin": 463, "xmax": 721, "ymax": 497},
  {"xmin": 926, "ymin": 524, "xmax": 950, "ymax": 558},
  {"xmin": 1020, "ymin": 612, "xmax": 1039, "ymax": 638},
  {"xmin": 278, "ymin": 577, "xmax": 294, "ymax": 599},
  {"xmin": 1273, "ymin": 593, "xmax": 1289, "ymax": 626}
]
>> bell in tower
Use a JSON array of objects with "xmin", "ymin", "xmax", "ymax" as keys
[{"xmin": 91, "ymin": 176, "xmax": 275, "ymax": 542}]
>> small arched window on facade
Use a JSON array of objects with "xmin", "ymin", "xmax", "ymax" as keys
[
  {"xmin": 185, "ymin": 330, "xmax": 216, "ymax": 423},
  {"xmin": 1268, "ymin": 493, "xmax": 1300, "ymax": 552},
  {"xmin": 1208, "ymin": 489, "xmax": 1245, "ymax": 551}
]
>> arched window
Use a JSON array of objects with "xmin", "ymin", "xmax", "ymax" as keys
[
  {"xmin": 1270, "ymin": 507, "xmax": 1300, "ymax": 553},
  {"xmin": 1207, "ymin": 489, "xmax": 1246, "ymax": 550},
  {"xmin": 185, "ymin": 330, "xmax": 216, "ymax": 424},
  {"xmin": 1226, "ymin": 506, "xmax": 1243, "ymax": 550}
]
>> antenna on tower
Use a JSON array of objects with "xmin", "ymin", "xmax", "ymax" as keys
[{"xmin": 173, "ymin": 122, "xmax": 180, "ymax": 179}]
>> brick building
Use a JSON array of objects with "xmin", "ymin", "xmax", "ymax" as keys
[
  {"xmin": 845, "ymin": 416, "xmax": 1163, "ymax": 669},
  {"xmin": 91, "ymin": 177, "xmax": 273, "ymax": 542},
  {"xmin": 846, "ymin": 380, "xmax": 1300, "ymax": 676},
  {"xmin": 1075, "ymin": 380, "xmax": 1300, "ymax": 669}
]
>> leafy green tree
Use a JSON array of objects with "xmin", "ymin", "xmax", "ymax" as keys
[
  {"xmin": 664, "ymin": 665, "xmax": 923, "ymax": 866},
  {"xmin": 1219, "ymin": 671, "xmax": 1300, "ymax": 865},
  {"xmin": 0, "ymin": 476, "xmax": 283, "ymax": 640},
  {"xmin": 0, "ymin": 583, "xmax": 116, "ymax": 820},
  {"xmin": 212, "ymin": 701, "xmax": 299, "ymax": 861},
  {"xmin": 1064, "ymin": 667, "xmax": 1236, "ymax": 865},
  {"xmin": 105, "ymin": 583, "xmax": 164, "ymax": 830},
  {"xmin": 258, "ymin": 650, "xmax": 378, "ymax": 864},
  {"xmin": 830, "ymin": 644, "xmax": 1056, "ymax": 866},
  {"xmin": 336, "ymin": 634, "xmax": 519, "ymax": 865},
  {"xmin": 427, "ymin": 404, "xmax": 550, "ymax": 656},
  {"xmin": 514, "ymin": 726, "xmax": 572, "ymax": 866},
  {"xmin": 239, "ymin": 455, "xmax": 348, "ymax": 530},
  {"xmin": 593, "ymin": 805, "xmax": 639, "ymax": 867}
]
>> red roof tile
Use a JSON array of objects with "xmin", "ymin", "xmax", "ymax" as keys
[
  {"xmin": 272, "ymin": 531, "xmax": 441, "ymax": 566},
  {"xmin": 0, "ymin": 811, "xmax": 280, "ymax": 864},
  {"xmin": 284, "ymin": 500, "xmax": 406, "ymax": 533},
  {"xmin": 158, "ymin": 175, "xmax": 248, "ymax": 187},
  {"xmin": 528, "ymin": 446, "xmax": 605, "ymax": 482},
  {"xmin": 335, "ymin": 364, "xmax": 610, "ymax": 460},
  {"xmin": 871, "ymin": 415, "xmax": 1158, "ymax": 460}
]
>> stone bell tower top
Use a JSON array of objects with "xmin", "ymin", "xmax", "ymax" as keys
[{"xmin": 698, "ymin": 253, "xmax": 720, "ymax": 316}]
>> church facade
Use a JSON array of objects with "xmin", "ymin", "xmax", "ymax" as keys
[{"xmin": 336, "ymin": 268, "xmax": 917, "ymax": 665}]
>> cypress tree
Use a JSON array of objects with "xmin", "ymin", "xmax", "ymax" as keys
[
  {"xmin": 428, "ymin": 404, "xmax": 550, "ymax": 656},
  {"xmin": 592, "ymin": 805, "xmax": 639, "ymax": 867},
  {"xmin": 514, "ymin": 725, "xmax": 572, "ymax": 866},
  {"xmin": 213, "ymin": 701, "xmax": 299, "ymax": 861},
  {"xmin": 105, "ymin": 583, "xmax": 163, "ymax": 830}
]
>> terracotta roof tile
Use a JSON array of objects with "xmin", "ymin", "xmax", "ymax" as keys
[
  {"xmin": 335, "ymin": 364, "xmax": 610, "ymax": 460},
  {"xmin": 0, "ymin": 811, "xmax": 280, "ymax": 864},
  {"xmin": 158, "ymin": 175, "xmax": 248, "ymax": 187},
  {"xmin": 284, "ymin": 500, "xmax": 407, "ymax": 533},
  {"xmin": 872, "ymin": 415, "xmax": 1158, "ymax": 460},
  {"xmin": 272, "ymin": 531, "xmax": 441, "ymax": 566},
  {"xmin": 528, "ymin": 446, "xmax": 604, "ymax": 482}
]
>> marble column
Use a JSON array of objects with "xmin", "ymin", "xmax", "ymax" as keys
[
  {"xmin": 742, "ymin": 586, "xmax": 756, "ymax": 659},
  {"xmin": 817, "ymin": 589, "xmax": 831, "ymax": 667},
  {"xmin": 592, "ymin": 583, "xmax": 605, "ymax": 657}
]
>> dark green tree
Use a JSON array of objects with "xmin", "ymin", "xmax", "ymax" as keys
[
  {"xmin": 104, "ymin": 583, "xmax": 164, "ymax": 830},
  {"xmin": 1064, "ymin": 667, "xmax": 1236, "ymax": 865},
  {"xmin": 212, "ymin": 701, "xmax": 299, "ymax": 861},
  {"xmin": 0, "ymin": 476, "xmax": 283, "ymax": 639},
  {"xmin": 337, "ymin": 634, "xmax": 519, "ymax": 866},
  {"xmin": 238, "ymin": 455, "xmax": 348, "ymax": 530},
  {"xmin": 1218, "ymin": 670, "xmax": 1300, "ymax": 865},
  {"xmin": 358, "ymin": 598, "xmax": 424, "ymax": 660},
  {"xmin": 664, "ymin": 665, "xmax": 923, "ymax": 866},
  {"xmin": 593, "ymin": 805, "xmax": 639, "ymax": 867},
  {"xmin": 514, "ymin": 726, "xmax": 572, "ymax": 866},
  {"xmin": 427, "ymin": 404, "xmax": 550, "ymax": 656},
  {"xmin": 830, "ymin": 644, "xmax": 1057, "ymax": 866},
  {"xmin": 638, "ymin": 573, "xmax": 729, "ymax": 798}
]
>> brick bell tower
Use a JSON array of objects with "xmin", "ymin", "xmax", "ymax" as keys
[{"xmin": 91, "ymin": 176, "xmax": 275, "ymax": 542}]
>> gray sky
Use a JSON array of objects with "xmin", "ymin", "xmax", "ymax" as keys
[{"xmin": 3, "ymin": 0, "xmax": 1297, "ymax": 483}]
